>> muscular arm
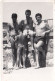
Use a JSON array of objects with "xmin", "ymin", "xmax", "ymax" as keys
[
  {"xmin": 41, "ymin": 23, "xmax": 51, "ymax": 37},
  {"xmin": 15, "ymin": 30, "xmax": 23, "ymax": 41}
]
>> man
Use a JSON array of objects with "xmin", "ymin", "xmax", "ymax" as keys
[
  {"xmin": 23, "ymin": 9, "xmax": 35, "ymax": 49},
  {"xmin": 24, "ymin": 9, "xmax": 34, "ymax": 30},
  {"xmin": 8, "ymin": 13, "xmax": 19, "ymax": 68},
  {"xmin": 20, "ymin": 10, "xmax": 36, "ymax": 68},
  {"xmin": 34, "ymin": 13, "xmax": 51, "ymax": 68}
]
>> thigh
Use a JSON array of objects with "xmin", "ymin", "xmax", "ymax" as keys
[
  {"xmin": 23, "ymin": 47, "xmax": 26, "ymax": 58},
  {"xmin": 34, "ymin": 40, "xmax": 44, "ymax": 49},
  {"xmin": 17, "ymin": 47, "xmax": 21, "ymax": 55}
]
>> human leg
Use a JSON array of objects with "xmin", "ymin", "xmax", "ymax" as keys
[
  {"xmin": 22, "ymin": 48, "xmax": 26, "ymax": 68},
  {"xmin": 34, "ymin": 40, "xmax": 44, "ymax": 67}
]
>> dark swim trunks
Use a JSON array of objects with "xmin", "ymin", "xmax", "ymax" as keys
[
  {"xmin": 34, "ymin": 36, "xmax": 46, "ymax": 50},
  {"xmin": 34, "ymin": 36, "xmax": 44, "ymax": 43}
]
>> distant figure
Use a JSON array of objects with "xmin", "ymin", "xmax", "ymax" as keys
[{"xmin": 34, "ymin": 13, "xmax": 51, "ymax": 68}]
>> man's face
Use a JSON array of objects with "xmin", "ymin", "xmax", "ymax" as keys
[
  {"xmin": 26, "ymin": 12, "xmax": 30, "ymax": 19},
  {"xmin": 36, "ymin": 16, "xmax": 42, "ymax": 22},
  {"xmin": 12, "ymin": 17, "xmax": 17, "ymax": 23}
]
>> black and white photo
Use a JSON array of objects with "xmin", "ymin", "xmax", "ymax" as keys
[{"xmin": 3, "ymin": 2, "xmax": 53, "ymax": 74}]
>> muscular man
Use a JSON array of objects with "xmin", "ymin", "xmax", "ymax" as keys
[
  {"xmin": 23, "ymin": 9, "xmax": 35, "ymax": 49},
  {"xmin": 8, "ymin": 13, "xmax": 19, "ymax": 68},
  {"xmin": 34, "ymin": 13, "xmax": 51, "ymax": 68},
  {"xmin": 20, "ymin": 10, "xmax": 35, "ymax": 68}
]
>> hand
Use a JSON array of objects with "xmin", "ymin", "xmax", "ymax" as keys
[
  {"xmin": 33, "ymin": 32, "xmax": 36, "ymax": 35},
  {"xmin": 41, "ymin": 30, "xmax": 50, "ymax": 37},
  {"xmin": 23, "ymin": 30, "xmax": 27, "ymax": 36},
  {"xmin": 15, "ymin": 36, "xmax": 18, "ymax": 41}
]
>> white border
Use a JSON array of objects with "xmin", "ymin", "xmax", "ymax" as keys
[
  {"xmin": 0, "ymin": 1, "xmax": 3, "ymax": 81},
  {"xmin": 0, "ymin": 1, "xmax": 55, "ymax": 81},
  {"xmin": 3, "ymin": 0, "xmax": 54, "ymax": 2}
]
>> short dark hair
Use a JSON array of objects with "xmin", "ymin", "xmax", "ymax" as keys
[
  {"xmin": 25, "ymin": 10, "xmax": 31, "ymax": 15},
  {"xmin": 11, "ymin": 13, "xmax": 17, "ymax": 18},
  {"xmin": 35, "ymin": 13, "xmax": 42, "ymax": 18}
]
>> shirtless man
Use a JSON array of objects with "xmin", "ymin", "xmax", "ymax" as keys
[
  {"xmin": 34, "ymin": 13, "xmax": 51, "ymax": 68},
  {"xmin": 8, "ymin": 13, "xmax": 19, "ymax": 68},
  {"xmin": 20, "ymin": 10, "xmax": 35, "ymax": 68},
  {"xmin": 23, "ymin": 9, "xmax": 35, "ymax": 50}
]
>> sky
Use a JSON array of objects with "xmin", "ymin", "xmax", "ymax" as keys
[{"xmin": 3, "ymin": 2, "xmax": 53, "ymax": 23}]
